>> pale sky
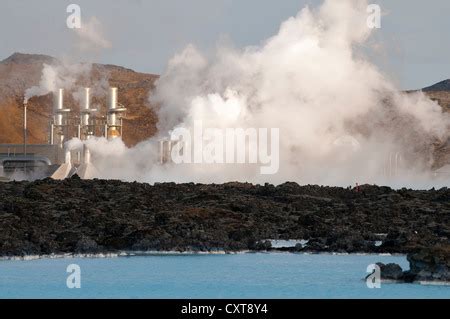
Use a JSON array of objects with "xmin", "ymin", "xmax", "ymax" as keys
[{"xmin": 1, "ymin": 0, "xmax": 450, "ymax": 90}]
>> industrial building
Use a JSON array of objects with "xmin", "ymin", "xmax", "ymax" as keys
[{"xmin": 0, "ymin": 87, "xmax": 126, "ymax": 180}]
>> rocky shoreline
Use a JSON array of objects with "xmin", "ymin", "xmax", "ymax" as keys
[
  {"xmin": 378, "ymin": 245, "xmax": 450, "ymax": 284},
  {"xmin": 0, "ymin": 176, "xmax": 449, "ymax": 281}
]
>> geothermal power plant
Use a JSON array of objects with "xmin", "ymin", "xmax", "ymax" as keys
[
  {"xmin": 0, "ymin": 85, "xmax": 448, "ymax": 183},
  {"xmin": 0, "ymin": 87, "xmax": 126, "ymax": 180}
]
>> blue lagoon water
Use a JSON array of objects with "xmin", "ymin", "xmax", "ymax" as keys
[{"xmin": 0, "ymin": 253, "xmax": 448, "ymax": 298}]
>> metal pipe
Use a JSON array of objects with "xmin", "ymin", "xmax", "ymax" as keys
[
  {"xmin": 82, "ymin": 88, "xmax": 90, "ymax": 127},
  {"xmin": 84, "ymin": 88, "xmax": 90, "ymax": 110},
  {"xmin": 109, "ymin": 87, "xmax": 118, "ymax": 110},
  {"xmin": 83, "ymin": 144, "xmax": 91, "ymax": 164},
  {"xmin": 23, "ymin": 100, "xmax": 27, "ymax": 156},
  {"xmin": 53, "ymin": 88, "xmax": 64, "ymax": 126},
  {"xmin": 50, "ymin": 123, "xmax": 54, "ymax": 145},
  {"xmin": 107, "ymin": 88, "xmax": 118, "ymax": 128},
  {"xmin": 159, "ymin": 140, "xmax": 165, "ymax": 164},
  {"xmin": 106, "ymin": 87, "xmax": 126, "ymax": 139},
  {"xmin": 79, "ymin": 87, "xmax": 98, "ymax": 144},
  {"xmin": 50, "ymin": 88, "xmax": 72, "ymax": 147},
  {"xmin": 54, "ymin": 88, "xmax": 64, "ymax": 110}
]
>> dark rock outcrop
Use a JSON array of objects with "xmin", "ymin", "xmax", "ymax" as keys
[
  {"xmin": 0, "ymin": 178, "xmax": 448, "ymax": 257},
  {"xmin": 405, "ymin": 246, "xmax": 450, "ymax": 282},
  {"xmin": 377, "ymin": 263, "xmax": 404, "ymax": 281},
  {"xmin": 376, "ymin": 246, "xmax": 450, "ymax": 284}
]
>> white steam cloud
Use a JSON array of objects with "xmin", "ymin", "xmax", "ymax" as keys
[
  {"xmin": 24, "ymin": 16, "xmax": 111, "ymax": 103},
  {"xmin": 74, "ymin": 16, "xmax": 112, "ymax": 52},
  {"xmin": 75, "ymin": 0, "xmax": 450, "ymax": 188},
  {"xmin": 24, "ymin": 62, "xmax": 92, "ymax": 102}
]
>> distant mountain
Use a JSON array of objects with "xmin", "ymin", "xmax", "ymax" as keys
[
  {"xmin": 422, "ymin": 79, "xmax": 450, "ymax": 92},
  {"xmin": 1, "ymin": 52, "xmax": 57, "ymax": 65},
  {"xmin": 0, "ymin": 52, "xmax": 159, "ymax": 146},
  {"xmin": 420, "ymin": 80, "xmax": 450, "ymax": 115}
]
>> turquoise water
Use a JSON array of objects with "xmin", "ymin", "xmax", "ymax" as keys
[{"xmin": 0, "ymin": 253, "xmax": 448, "ymax": 298}]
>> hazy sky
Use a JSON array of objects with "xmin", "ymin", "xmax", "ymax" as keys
[{"xmin": 1, "ymin": 0, "xmax": 450, "ymax": 90}]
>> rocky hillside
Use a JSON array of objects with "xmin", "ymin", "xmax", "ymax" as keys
[
  {"xmin": 0, "ymin": 53, "xmax": 159, "ymax": 146},
  {"xmin": 0, "ymin": 176, "xmax": 449, "ymax": 256},
  {"xmin": 415, "ymin": 80, "xmax": 450, "ymax": 167},
  {"xmin": 422, "ymin": 79, "xmax": 450, "ymax": 113}
]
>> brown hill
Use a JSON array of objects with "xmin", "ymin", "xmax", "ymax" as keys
[{"xmin": 0, "ymin": 52, "xmax": 159, "ymax": 147}]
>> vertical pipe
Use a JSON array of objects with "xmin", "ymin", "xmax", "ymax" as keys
[
  {"xmin": 50, "ymin": 123, "xmax": 54, "ymax": 145},
  {"xmin": 83, "ymin": 144, "xmax": 91, "ymax": 164},
  {"xmin": 23, "ymin": 102, "xmax": 27, "ymax": 156},
  {"xmin": 53, "ymin": 89, "xmax": 64, "ymax": 126},
  {"xmin": 109, "ymin": 87, "xmax": 118, "ymax": 110},
  {"xmin": 83, "ymin": 87, "xmax": 92, "ymax": 164},
  {"xmin": 107, "ymin": 87, "xmax": 118, "ymax": 139},
  {"xmin": 159, "ymin": 140, "xmax": 164, "ymax": 164},
  {"xmin": 79, "ymin": 89, "xmax": 87, "ymax": 164},
  {"xmin": 54, "ymin": 88, "xmax": 64, "ymax": 110},
  {"xmin": 84, "ymin": 88, "xmax": 90, "ymax": 110},
  {"xmin": 82, "ymin": 88, "xmax": 90, "ymax": 128},
  {"xmin": 106, "ymin": 87, "xmax": 125, "ymax": 139},
  {"xmin": 53, "ymin": 89, "xmax": 65, "ymax": 147}
]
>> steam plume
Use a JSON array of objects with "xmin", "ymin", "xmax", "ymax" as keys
[{"xmin": 76, "ymin": 0, "xmax": 450, "ymax": 187}]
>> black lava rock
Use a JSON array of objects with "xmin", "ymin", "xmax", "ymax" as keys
[{"xmin": 0, "ymin": 179, "xmax": 448, "ymax": 257}]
